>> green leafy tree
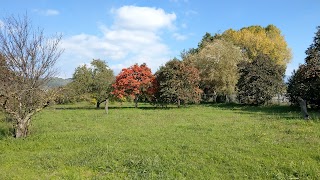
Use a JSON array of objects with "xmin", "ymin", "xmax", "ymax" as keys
[
  {"xmin": 71, "ymin": 59, "xmax": 115, "ymax": 109},
  {"xmin": 71, "ymin": 65, "xmax": 93, "ymax": 97},
  {"xmin": 90, "ymin": 60, "xmax": 115, "ymax": 109},
  {"xmin": 287, "ymin": 26, "xmax": 320, "ymax": 107},
  {"xmin": 153, "ymin": 58, "xmax": 202, "ymax": 107},
  {"xmin": 184, "ymin": 39, "xmax": 245, "ymax": 102},
  {"xmin": 237, "ymin": 55, "xmax": 285, "ymax": 105}
]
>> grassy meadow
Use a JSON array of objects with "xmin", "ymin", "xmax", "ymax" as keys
[{"xmin": 0, "ymin": 102, "xmax": 320, "ymax": 179}]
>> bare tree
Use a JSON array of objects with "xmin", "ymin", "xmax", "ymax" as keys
[{"xmin": 0, "ymin": 14, "xmax": 63, "ymax": 138}]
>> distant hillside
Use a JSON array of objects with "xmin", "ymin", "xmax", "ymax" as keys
[{"xmin": 46, "ymin": 77, "xmax": 72, "ymax": 88}]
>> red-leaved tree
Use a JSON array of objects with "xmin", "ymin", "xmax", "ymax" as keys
[{"xmin": 112, "ymin": 63, "xmax": 156, "ymax": 108}]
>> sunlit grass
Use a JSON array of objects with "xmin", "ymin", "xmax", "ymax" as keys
[{"xmin": 0, "ymin": 102, "xmax": 319, "ymax": 179}]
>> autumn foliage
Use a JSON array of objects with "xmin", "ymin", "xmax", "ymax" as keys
[{"xmin": 112, "ymin": 63, "xmax": 156, "ymax": 106}]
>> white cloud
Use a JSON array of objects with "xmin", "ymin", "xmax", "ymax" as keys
[
  {"xmin": 185, "ymin": 10, "xmax": 198, "ymax": 16},
  {"xmin": 112, "ymin": 6, "xmax": 176, "ymax": 31},
  {"xmin": 173, "ymin": 33, "xmax": 188, "ymax": 41},
  {"xmin": 34, "ymin": 9, "xmax": 60, "ymax": 16},
  {"xmin": 45, "ymin": 9, "xmax": 60, "ymax": 16},
  {"xmin": 170, "ymin": 0, "xmax": 189, "ymax": 3},
  {"xmin": 59, "ymin": 6, "xmax": 177, "ymax": 77}
]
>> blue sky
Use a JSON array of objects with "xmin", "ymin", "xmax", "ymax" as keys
[{"xmin": 1, "ymin": 0, "xmax": 320, "ymax": 78}]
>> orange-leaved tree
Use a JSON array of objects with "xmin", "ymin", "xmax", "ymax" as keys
[{"xmin": 112, "ymin": 63, "xmax": 156, "ymax": 108}]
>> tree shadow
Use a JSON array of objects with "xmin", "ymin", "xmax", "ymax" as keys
[
  {"xmin": 0, "ymin": 127, "xmax": 13, "ymax": 139},
  {"xmin": 52, "ymin": 102, "xmax": 319, "ymax": 121},
  {"xmin": 54, "ymin": 106, "xmax": 101, "ymax": 110},
  {"xmin": 203, "ymin": 102, "xmax": 320, "ymax": 121},
  {"xmin": 0, "ymin": 117, "xmax": 13, "ymax": 139},
  {"xmin": 54, "ymin": 105, "xmax": 178, "ymax": 111}
]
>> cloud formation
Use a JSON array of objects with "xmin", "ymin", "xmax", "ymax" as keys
[
  {"xmin": 113, "ymin": 6, "xmax": 176, "ymax": 31},
  {"xmin": 173, "ymin": 33, "xmax": 188, "ymax": 40},
  {"xmin": 60, "ymin": 6, "xmax": 179, "ymax": 77},
  {"xmin": 34, "ymin": 9, "xmax": 60, "ymax": 16},
  {"xmin": 170, "ymin": 0, "xmax": 189, "ymax": 3}
]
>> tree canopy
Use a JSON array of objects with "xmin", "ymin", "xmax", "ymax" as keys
[
  {"xmin": 112, "ymin": 63, "xmax": 156, "ymax": 108},
  {"xmin": 184, "ymin": 39, "xmax": 245, "ymax": 100},
  {"xmin": 287, "ymin": 26, "xmax": 320, "ymax": 107},
  {"xmin": 237, "ymin": 55, "xmax": 285, "ymax": 105},
  {"xmin": 221, "ymin": 25, "xmax": 292, "ymax": 66},
  {"xmin": 70, "ymin": 59, "xmax": 115, "ymax": 108},
  {"xmin": 153, "ymin": 58, "xmax": 202, "ymax": 107}
]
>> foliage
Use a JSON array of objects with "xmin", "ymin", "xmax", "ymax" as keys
[
  {"xmin": 0, "ymin": 14, "xmax": 63, "ymax": 138},
  {"xmin": 287, "ymin": 26, "xmax": 320, "ymax": 107},
  {"xmin": 237, "ymin": 55, "xmax": 285, "ymax": 105},
  {"xmin": 305, "ymin": 26, "xmax": 320, "ymax": 64},
  {"xmin": 197, "ymin": 32, "xmax": 221, "ymax": 50},
  {"xmin": 70, "ymin": 59, "xmax": 115, "ymax": 108},
  {"xmin": 221, "ymin": 25, "xmax": 292, "ymax": 66},
  {"xmin": 1, "ymin": 103, "xmax": 320, "ymax": 179},
  {"xmin": 112, "ymin": 63, "xmax": 156, "ymax": 107},
  {"xmin": 184, "ymin": 39, "xmax": 245, "ymax": 100},
  {"xmin": 153, "ymin": 58, "xmax": 202, "ymax": 107}
]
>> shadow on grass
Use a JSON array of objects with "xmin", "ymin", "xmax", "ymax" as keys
[
  {"xmin": 203, "ymin": 102, "xmax": 320, "ymax": 121},
  {"xmin": 54, "ymin": 106, "xmax": 178, "ymax": 111},
  {"xmin": 0, "ymin": 118, "xmax": 13, "ymax": 139},
  {"xmin": 52, "ymin": 102, "xmax": 319, "ymax": 121}
]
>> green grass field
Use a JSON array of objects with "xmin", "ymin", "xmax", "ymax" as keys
[{"xmin": 0, "ymin": 102, "xmax": 320, "ymax": 179}]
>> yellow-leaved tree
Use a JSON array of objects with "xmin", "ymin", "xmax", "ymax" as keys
[{"xmin": 221, "ymin": 25, "xmax": 292, "ymax": 66}]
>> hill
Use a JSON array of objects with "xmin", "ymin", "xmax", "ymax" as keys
[{"xmin": 46, "ymin": 77, "xmax": 72, "ymax": 88}]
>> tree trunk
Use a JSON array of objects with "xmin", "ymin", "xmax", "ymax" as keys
[
  {"xmin": 297, "ymin": 97, "xmax": 309, "ymax": 119},
  {"xmin": 105, "ymin": 98, "xmax": 109, "ymax": 114},
  {"xmin": 134, "ymin": 96, "xmax": 138, "ymax": 108},
  {"xmin": 213, "ymin": 95, "xmax": 217, "ymax": 103},
  {"xmin": 225, "ymin": 95, "xmax": 230, "ymax": 103},
  {"xmin": 96, "ymin": 101, "xmax": 100, "ymax": 109},
  {"xmin": 177, "ymin": 99, "xmax": 181, "ymax": 108},
  {"xmin": 15, "ymin": 118, "xmax": 30, "ymax": 138}
]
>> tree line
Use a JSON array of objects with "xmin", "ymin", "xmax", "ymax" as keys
[
  {"xmin": 1, "ymin": 14, "xmax": 319, "ymax": 138},
  {"xmin": 64, "ymin": 25, "xmax": 292, "ymax": 108}
]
